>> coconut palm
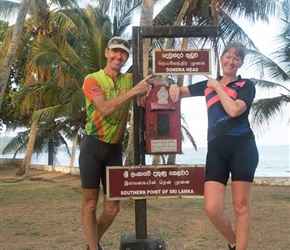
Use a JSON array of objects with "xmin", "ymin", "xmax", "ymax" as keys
[
  {"xmin": 0, "ymin": 0, "xmax": 86, "ymax": 176},
  {"xmin": 0, "ymin": 0, "xmax": 31, "ymax": 108},
  {"xmin": 1, "ymin": 1, "xmax": 89, "ymax": 175}
]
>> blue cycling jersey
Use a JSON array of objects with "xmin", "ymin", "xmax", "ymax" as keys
[{"xmin": 188, "ymin": 75, "xmax": 256, "ymax": 142}]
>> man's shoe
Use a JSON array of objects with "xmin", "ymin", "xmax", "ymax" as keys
[{"xmin": 228, "ymin": 244, "xmax": 236, "ymax": 250}]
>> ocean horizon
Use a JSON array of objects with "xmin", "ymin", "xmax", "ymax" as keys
[
  {"xmin": 175, "ymin": 145, "xmax": 290, "ymax": 178},
  {"xmin": 1, "ymin": 145, "xmax": 289, "ymax": 178}
]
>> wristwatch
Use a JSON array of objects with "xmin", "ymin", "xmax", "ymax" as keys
[{"xmin": 148, "ymin": 82, "xmax": 155, "ymax": 89}]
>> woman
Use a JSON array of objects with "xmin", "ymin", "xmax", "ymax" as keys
[{"xmin": 169, "ymin": 43, "xmax": 259, "ymax": 250}]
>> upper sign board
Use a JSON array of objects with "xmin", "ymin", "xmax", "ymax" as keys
[{"xmin": 153, "ymin": 49, "xmax": 211, "ymax": 75}]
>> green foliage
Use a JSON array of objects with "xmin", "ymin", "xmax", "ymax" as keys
[
  {"xmin": 1, "ymin": 0, "xmax": 142, "ymax": 162},
  {"xmin": 0, "ymin": 68, "xmax": 27, "ymax": 131},
  {"xmin": 0, "ymin": 20, "xmax": 9, "ymax": 39}
]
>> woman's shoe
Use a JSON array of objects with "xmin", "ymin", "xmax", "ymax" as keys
[{"xmin": 228, "ymin": 243, "xmax": 236, "ymax": 250}]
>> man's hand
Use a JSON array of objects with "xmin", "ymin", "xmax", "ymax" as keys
[
  {"xmin": 134, "ymin": 75, "xmax": 152, "ymax": 96},
  {"xmin": 137, "ymin": 93, "xmax": 148, "ymax": 107},
  {"xmin": 136, "ymin": 75, "xmax": 169, "ymax": 107},
  {"xmin": 136, "ymin": 75, "xmax": 154, "ymax": 107}
]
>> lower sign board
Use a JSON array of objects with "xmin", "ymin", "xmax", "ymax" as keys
[{"xmin": 107, "ymin": 164, "xmax": 204, "ymax": 200}]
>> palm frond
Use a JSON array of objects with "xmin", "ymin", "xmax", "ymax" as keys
[
  {"xmin": 0, "ymin": 0, "xmax": 21, "ymax": 20},
  {"xmin": 246, "ymin": 48, "xmax": 290, "ymax": 82},
  {"xmin": 181, "ymin": 125, "xmax": 197, "ymax": 150},
  {"xmin": 0, "ymin": 24, "xmax": 14, "ymax": 67},
  {"xmin": 270, "ymin": 5, "xmax": 290, "ymax": 75},
  {"xmin": 251, "ymin": 95, "xmax": 290, "ymax": 127},
  {"xmin": 217, "ymin": 11, "xmax": 258, "ymax": 49},
  {"xmin": 180, "ymin": 115, "xmax": 197, "ymax": 150},
  {"xmin": 51, "ymin": 0, "xmax": 81, "ymax": 9},
  {"xmin": 2, "ymin": 130, "xmax": 30, "ymax": 155},
  {"xmin": 223, "ymin": 0, "xmax": 280, "ymax": 22},
  {"xmin": 30, "ymin": 35, "xmax": 86, "ymax": 79},
  {"xmin": 253, "ymin": 79, "xmax": 290, "ymax": 92},
  {"xmin": 153, "ymin": 0, "xmax": 185, "ymax": 26},
  {"xmin": 16, "ymin": 81, "xmax": 85, "ymax": 118}
]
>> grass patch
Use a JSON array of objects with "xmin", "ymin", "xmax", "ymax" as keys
[{"xmin": 1, "ymin": 181, "xmax": 81, "ymax": 205}]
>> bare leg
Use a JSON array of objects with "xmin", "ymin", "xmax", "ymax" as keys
[
  {"xmin": 97, "ymin": 195, "xmax": 120, "ymax": 241},
  {"xmin": 82, "ymin": 188, "xmax": 100, "ymax": 250},
  {"xmin": 204, "ymin": 181, "xmax": 236, "ymax": 244},
  {"xmin": 231, "ymin": 181, "xmax": 252, "ymax": 250}
]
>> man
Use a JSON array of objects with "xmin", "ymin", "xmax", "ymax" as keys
[{"xmin": 79, "ymin": 36, "xmax": 167, "ymax": 250}]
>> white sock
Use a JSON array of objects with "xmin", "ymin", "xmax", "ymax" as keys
[{"xmin": 229, "ymin": 243, "xmax": 236, "ymax": 248}]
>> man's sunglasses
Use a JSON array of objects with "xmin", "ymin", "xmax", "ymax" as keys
[{"xmin": 109, "ymin": 38, "xmax": 131, "ymax": 50}]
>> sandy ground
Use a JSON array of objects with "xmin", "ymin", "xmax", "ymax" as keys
[{"xmin": 1, "ymin": 168, "xmax": 290, "ymax": 250}]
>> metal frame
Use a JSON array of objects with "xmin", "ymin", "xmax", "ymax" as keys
[{"xmin": 132, "ymin": 25, "xmax": 221, "ymax": 240}]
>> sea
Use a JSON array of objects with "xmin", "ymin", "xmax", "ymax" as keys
[{"xmin": 1, "ymin": 145, "xmax": 289, "ymax": 178}]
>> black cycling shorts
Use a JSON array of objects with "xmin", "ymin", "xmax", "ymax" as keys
[
  {"xmin": 205, "ymin": 136, "xmax": 259, "ymax": 186},
  {"xmin": 79, "ymin": 135, "xmax": 122, "ymax": 193}
]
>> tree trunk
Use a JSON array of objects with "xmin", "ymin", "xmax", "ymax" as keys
[
  {"xmin": 140, "ymin": 0, "xmax": 154, "ymax": 77},
  {"xmin": 167, "ymin": 154, "xmax": 176, "ymax": 165},
  {"xmin": 69, "ymin": 134, "xmax": 78, "ymax": 169},
  {"xmin": 210, "ymin": 0, "xmax": 220, "ymax": 75},
  {"xmin": 152, "ymin": 155, "xmax": 159, "ymax": 164},
  {"xmin": 0, "ymin": 0, "xmax": 31, "ymax": 108},
  {"xmin": 48, "ymin": 137, "xmax": 54, "ymax": 165},
  {"xmin": 125, "ymin": 0, "xmax": 155, "ymax": 166},
  {"xmin": 124, "ymin": 115, "xmax": 135, "ymax": 166},
  {"xmin": 16, "ymin": 120, "xmax": 38, "ymax": 177},
  {"xmin": 140, "ymin": 0, "xmax": 155, "ymax": 165},
  {"xmin": 165, "ymin": 0, "xmax": 190, "ymax": 49},
  {"xmin": 165, "ymin": 0, "xmax": 190, "ymax": 164}
]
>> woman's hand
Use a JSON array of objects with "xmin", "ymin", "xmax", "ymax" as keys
[
  {"xmin": 204, "ymin": 75, "xmax": 222, "ymax": 90},
  {"xmin": 169, "ymin": 84, "xmax": 180, "ymax": 102}
]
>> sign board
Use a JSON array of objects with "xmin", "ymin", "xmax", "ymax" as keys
[
  {"xmin": 153, "ymin": 49, "xmax": 211, "ymax": 75},
  {"xmin": 107, "ymin": 164, "xmax": 204, "ymax": 200}
]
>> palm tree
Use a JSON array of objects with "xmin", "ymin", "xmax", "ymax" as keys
[
  {"xmin": 0, "ymin": 0, "xmax": 31, "ymax": 108},
  {"xmin": 0, "ymin": 0, "xmax": 85, "ymax": 176},
  {"xmin": 247, "ymin": 0, "xmax": 290, "ymax": 132}
]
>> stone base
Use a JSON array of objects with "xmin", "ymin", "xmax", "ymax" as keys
[{"xmin": 119, "ymin": 234, "xmax": 166, "ymax": 250}]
